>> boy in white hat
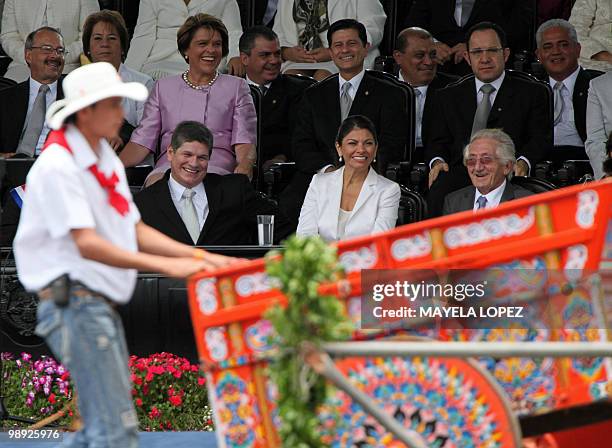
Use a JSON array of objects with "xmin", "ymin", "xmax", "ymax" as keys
[{"xmin": 13, "ymin": 62, "xmax": 235, "ymax": 447}]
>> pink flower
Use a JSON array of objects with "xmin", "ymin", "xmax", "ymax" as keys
[
  {"xmin": 197, "ymin": 377, "xmax": 206, "ymax": 386},
  {"xmin": 21, "ymin": 352, "xmax": 32, "ymax": 362},
  {"xmin": 135, "ymin": 398, "xmax": 143, "ymax": 407}
]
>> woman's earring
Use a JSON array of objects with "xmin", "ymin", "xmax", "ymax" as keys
[
  {"xmin": 338, "ymin": 155, "xmax": 343, "ymax": 163},
  {"xmin": 373, "ymin": 157, "xmax": 376, "ymax": 163},
  {"xmin": 185, "ymin": 55, "xmax": 189, "ymax": 62}
]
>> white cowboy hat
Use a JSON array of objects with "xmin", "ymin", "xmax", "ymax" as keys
[{"xmin": 46, "ymin": 62, "xmax": 148, "ymax": 130}]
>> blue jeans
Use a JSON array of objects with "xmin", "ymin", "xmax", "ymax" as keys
[{"xmin": 36, "ymin": 289, "xmax": 139, "ymax": 448}]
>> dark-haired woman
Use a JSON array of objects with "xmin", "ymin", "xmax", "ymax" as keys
[
  {"xmin": 82, "ymin": 10, "xmax": 154, "ymax": 150},
  {"xmin": 120, "ymin": 14, "xmax": 257, "ymax": 183},
  {"xmin": 296, "ymin": 115, "xmax": 400, "ymax": 242}
]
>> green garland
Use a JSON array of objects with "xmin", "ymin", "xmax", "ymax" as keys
[{"xmin": 265, "ymin": 236, "xmax": 354, "ymax": 447}]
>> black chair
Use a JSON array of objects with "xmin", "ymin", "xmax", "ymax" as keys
[
  {"xmin": 365, "ymin": 69, "xmax": 415, "ymax": 163},
  {"xmin": 396, "ymin": 184, "xmax": 427, "ymax": 226},
  {"xmin": 0, "ymin": 77, "xmax": 16, "ymax": 91},
  {"xmin": 511, "ymin": 176, "xmax": 557, "ymax": 194},
  {"xmin": 248, "ymin": 84, "xmax": 263, "ymax": 190}
]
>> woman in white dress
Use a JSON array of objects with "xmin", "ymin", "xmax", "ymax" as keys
[
  {"xmin": 273, "ymin": 0, "xmax": 386, "ymax": 81},
  {"xmin": 569, "ymin": 0, "xmax": 612, "ymax": 72},
  {"xmin": 297, "ymin": 115, "xmax": 400, "ymax": 243},
  {"xmin": 125, "ymin": 0, "xmax": 244, "ymax": 80}
]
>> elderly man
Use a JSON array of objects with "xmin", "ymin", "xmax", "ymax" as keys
[
  {"xmin": 425, "ymin": 21, "xmax": 551, "ymax": 217},
  {"xmin": 535, "ymin": 19, "xmax": 602, "ymax": 162},
  {"xmin": 443, "ymin": 128, "xmax": 533, "ymax": 215},
  {"xmin": 393, "ymin": 27, "xmax": 457, "ymax": 159},
  {"xmin": 135, "ymin": 120, "xmax": 292, "ymax": 245},
  {"xmin": 239, "ymin": 26, "xmax": 312, "ymax": 170},
  {"xmin": 0, "ymin": 27, "xmax": 65, "ymax": 156}
]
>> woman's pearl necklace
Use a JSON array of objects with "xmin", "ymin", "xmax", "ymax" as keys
[{"xmin": 182, "ymin": 70, "xmax": 219, "ymax": 90}]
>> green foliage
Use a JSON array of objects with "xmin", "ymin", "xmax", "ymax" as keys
[{"xmin": 265, "ymin": 236, "xmax": 353, "ymax": 447}]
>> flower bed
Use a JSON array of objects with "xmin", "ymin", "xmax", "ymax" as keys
[{"xmin": 1, "ymin": 352, "xmax": 213, "ymax": 431}]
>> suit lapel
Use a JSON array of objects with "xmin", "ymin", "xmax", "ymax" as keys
[
  {"xmin": 263, "ymin": 76, "xmax": 282, "ymax": 112},
  {"xmin": 326, "ymin": 169, "xmax": 343, "ymax": 241},
  {"xmin": 573, "ymin": 68, "xmax": 589, "ymax": 139},
  {"xmin": 157, "ymin": 175, "xmax": 193, "ymax": 242},
  {"xmin": 325, "ymin": 76, "xmax": 342, "ymax": 124},
  {"xmin": 500, "ymin": 181, "xmax": 515, "ymax": 203},
  {"xmin": 15, "ymin": 81, "xmax": 30, "ymax": 134},
  {"xmin": 488, "ymin": 75, "xmax": 512, "ymax": 125},
  {"xmin": 349, "ymin": 168, "xmax": 377, "ymax": 219},
  {"xmin": 200, "ymin": 176, "xmax": 221, "ymax": 242},
  {"xmin": 350, "ymin": 73, "xmax": 373, "ymax": 116},
  {"xmin": 458, "ymin": 79, "xmax": 477, "ymax": 130}
]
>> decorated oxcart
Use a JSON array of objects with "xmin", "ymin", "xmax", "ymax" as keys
[{"xmin": 187, "ymin": 179, "xmax": 612, "ymax": 447}]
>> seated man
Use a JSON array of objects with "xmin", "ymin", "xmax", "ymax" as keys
[
  {"xmin": 405, "ymin": 0, "xmax": 534, "ymax": 75},
  {"xmin": 443, "ymin": 128, "xmax": 532, "ymax": 215},
  {"xmin": 536, "ymin": 19, "xmax": 602, "ymax": 163},
  {"xmin": 280, "ymin": 19, "xmax": 408, "ymax": 225},
  {"xmin": 134, "ymin": 121, "xmax": 291, "ymax": 246},
  {"xmin": 240, "ymin": 26, "xmax": 312, "ymax": 171},
  {"xmin": 425, "ymin": 21, "xmax": 551, "ymax": 217},
  {"xmin": 0, "ymin": 26, "xmax": 65, "ymax": 157},
  {"xmin": 393, "ymin": 27, "xmax": 458, "ymax": 162}
]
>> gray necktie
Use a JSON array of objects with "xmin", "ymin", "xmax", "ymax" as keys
[
  {"xmin": 553, "ymin": 81, "xmax": 565, "ymax": 126},
  {"xmin": 461, "ymin": 0, "xmax": 475, "ymax": 26},
  {"xmin": 477, "ymin": 195, "xmax": 488, "ymax": 209},
  {"xmin": 415, "ymin": 89, "xmax": 423, "ymax": 146},
  {"xmin": 340, "ymin": 82, "xmax": 353, "ymax": 121},
  {"xmin": 16, "ymin": 84, "xmax": 50, "ymax": 157},
  {"xmin": 181, "ymin": 189, "xmax": 200, "ymax": 244},
  {"xmin": 259, "ymin": 84, "xmax": 269, "ymax": 96},
  {"xmin": 471, "ymin": 84, "xmax": 495, "ymax": 136}
]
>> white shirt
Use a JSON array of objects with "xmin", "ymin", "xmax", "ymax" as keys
[
  {"xmin": 119, "ymin": 63, "xmax": 154, "ymax": 127},
  {"xmin": 473, "ymin": 179, "xmax": 507, "ymax": 210},
  {"xmin": 549, "ymin": 66, "xmax": 583, "ymax": 147},
  {"xmin": 398, "ymin": 72, "xmax": 428, "ymax": 147},
  {"xmin": 337, "ymin": 208, "xmax": 352, "ymax": 241},
  {"xmin": 168, "ymin": 174, "xmax": 209, "ymax": 230},
  {"xmin": 474, "ymin": 71, "xmax": 505, "ymax": 106},
  {"xmin": 338, "ymin": 69, "xmax": 366, "ymax": 101},
  {"xmin": 14, "ymin": 125, "xmax": 141, "ymax": 303},
  {"xmin": 454, "ymin": 0, "xmax": 463, "ymax": 26},
  {"xmin": 22, "ymin": 77, "xmax": 57, "ymax": 155}
]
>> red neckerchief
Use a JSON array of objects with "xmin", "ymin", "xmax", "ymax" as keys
[{"xmin": 43, "ymin": 129, "xmax": 130, "ymax": 216}]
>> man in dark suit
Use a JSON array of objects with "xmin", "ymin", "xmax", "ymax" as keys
[
  {"xmin": 254, "ymin": 0, "xmax": 278, "ymax": 27},
  {"xmin": 425, "ymin": 22, "xmax": 552, "ymax": 216},
  {"xmin": 0, "ymin": 27, "xmax": 65, "ymax": 156},
  {"xmin": 134, "ymin": 121, "xmax": 291, "ymax": 246},
  {"xmin": 443, "ymin": 128, "xmax": 532, "ymax": 215},
  {"xmin": 280, "ymin": 19, "xmax": 409, "ymax": 225},
  {"xmin": 393, "ymin": 27, "xmax": 458, "ymax": 162},
  {"xmin": 535, "ymin": 19, "xmax": 603, "ymax": 163},
  {"xmin": 239, "ymin": 26, "xmax": 313, "ymax": 171},
  {"xmin": 405, "ymin": 0, "xmax": 534, "ymax": 75}
]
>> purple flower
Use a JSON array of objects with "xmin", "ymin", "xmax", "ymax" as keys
[
  {"xmin": 39, "ymin": 377, "xmax": 46, "ymax": 385},
  {"xmin": 21, "ymin": 352, "xmax": 32, "ymax": 362},
  {"xmin": 1, "ymin": 352, "xmax": 14, "ymax": 361},
  {"xmin": 27, "ymin": 391, "xmax": 35, "ymax": 399},
  {"xmin": 45, "ymin": 366, "xmax": 55, "ymax": 375},
  {"xmin": 43, "ymin": 386, "xmax": 50, "ymax": 396},
  {"xmin": 34, "ymin": 361, "xmax": 44, "ymax": 373},
  {"xmin": 57, "ymin": 366, "xmax": 66, "ymax": 375}
]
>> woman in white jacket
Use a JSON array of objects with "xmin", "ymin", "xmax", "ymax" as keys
[
  {"xmin": 125, "ymin": 0, "xmax": 244, "ymax": 80},
  {"xmin": 273, "ymin": 0, "xmax": 386, "ymax": 81},
  {"xmin": 569, "ymin": 0, "xmax": 612, "ymax": 72},
  {"xmin": 1, "ymin": 0, "xmax": 99, "ymax": 82},
  {"xmin": 297, "ymin": 115, "xmax": 400, "ymax": 243}
]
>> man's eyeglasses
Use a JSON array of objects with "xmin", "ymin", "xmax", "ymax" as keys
[
  {"xmin": 465, "ymin": 155, "xmax": 497, "ymax": 167},
  {"xmin": 468, "ymin": 47, "xmax": 503, "ymax": 58},
  {"xmin": 30, "ymin": 45, "xmax": 67, "ymax": 56}
]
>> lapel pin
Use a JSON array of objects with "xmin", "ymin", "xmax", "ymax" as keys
[
  {"xmin": 497, "ymin": 107, "xmax": 502, "ymax": 112},
  {"xmin": 272, "ymin": 99, "xmax": 277, "ymax": 104},
  {"xmin": 365, "ymin": 91, "xmax": 369, "ymax": 96}
]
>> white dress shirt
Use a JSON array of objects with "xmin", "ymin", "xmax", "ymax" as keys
[
  {"xmin": 168, "ymin": 175, "xmax": 209, "ymax": 231},
  {"xmin": 473, "ymin": 179, "xmax": 506, "ymax": 210},
  {"xmin": 21, "ymin": 77, "xmax": 57, "ymax": 155},
  {"xmin": 14, "ymin": 125, "xmax": 141, "ymax": 303},
  {"xmin": 549, "ymin": 66, "xmax": 583, "ymax": 147},
  {"xmin": 245, "ymin": 75, "xmax": 272, "ymax": 91}
]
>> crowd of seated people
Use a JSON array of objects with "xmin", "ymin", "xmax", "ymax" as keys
[{"xmin": 1, "ymin": 1, "xmax": 611, "ymax": 250}]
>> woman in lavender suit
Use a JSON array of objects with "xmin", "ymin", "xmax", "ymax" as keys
[{"xmin": 120, "ymin": 14, "xmax": 257, "ymax": 183}]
